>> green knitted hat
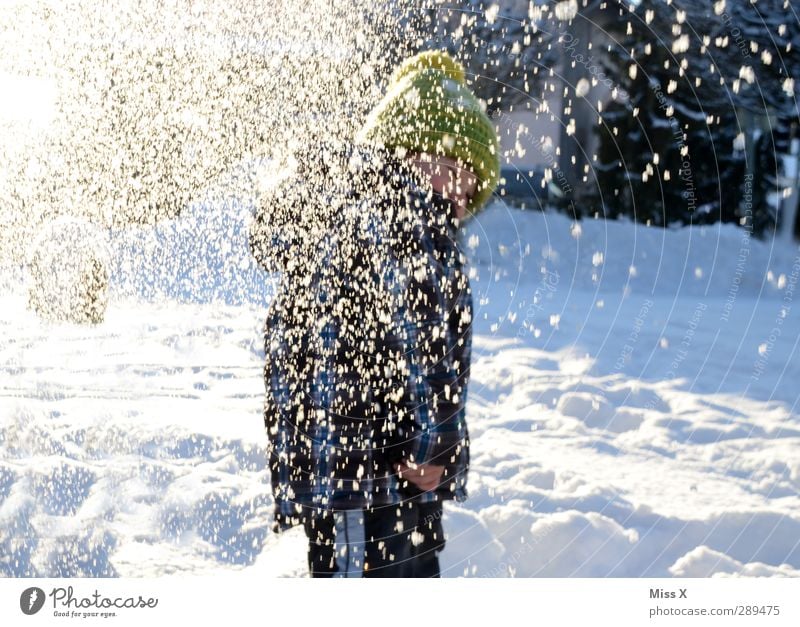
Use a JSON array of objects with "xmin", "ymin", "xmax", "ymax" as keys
[{"xmin": 358, "ymin": 51, "xmax": 500, "ymax": 214}]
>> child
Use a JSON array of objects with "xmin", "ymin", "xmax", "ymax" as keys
[{"xmin": 250, "ymin": 50, "xmax": 499, "ymax": 577}]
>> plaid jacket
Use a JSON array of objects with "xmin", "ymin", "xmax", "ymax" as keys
[{"xmin": 251, "ymin": 146, "xmax": 471, "ymax": 531}]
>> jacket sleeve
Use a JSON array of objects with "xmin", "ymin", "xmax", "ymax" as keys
[
  {"xmin": 248, "ymin": 203, "xmax": 301, "ymax": 274},
  {"xmin": 400, "ymin": 223, "xmax": 468, "ymax": 470}
]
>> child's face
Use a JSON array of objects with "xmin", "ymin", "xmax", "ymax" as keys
[{"xmin": 409, "ymin": 153, "xmax": 477, "ymax": 221}]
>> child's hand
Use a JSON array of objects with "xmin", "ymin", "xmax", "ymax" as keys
[{"xmin": 394, "ymin": 460, "xmax": 445, "ymax": 492}]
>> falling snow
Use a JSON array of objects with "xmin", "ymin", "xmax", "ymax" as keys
[{"xmin": 2, "ymin": 0, "xmax": 800, "ymax": 579}]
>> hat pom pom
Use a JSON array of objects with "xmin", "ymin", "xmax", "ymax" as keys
[{"xmin": 392, "ymin": 50, "xmax": 466, "ymax": 85}]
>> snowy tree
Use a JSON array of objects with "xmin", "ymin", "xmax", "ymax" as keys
[
  {"xmin": 26, "ymin": 218, "xmax": 110, "ymax": 324},
  {"xmin": 708, "ymin": 0, "xmax": 800, "ymax": 117},
  {"xmin": 712, "ymin": 0, "xmax": 800, "ymax": 234},
  {"xmin": 588, "ymin": 0, "xmax": 797, "ymax": 233}
]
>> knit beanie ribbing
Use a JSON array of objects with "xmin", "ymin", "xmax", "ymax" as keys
[{"xmin": 358, "ymin": 51, "xmax": 500, "ymax": 214}]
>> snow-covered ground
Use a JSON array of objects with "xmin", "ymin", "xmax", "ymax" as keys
[{"xmin": 2, "ymin": 199, "xmax": 800, "ymax": 577}]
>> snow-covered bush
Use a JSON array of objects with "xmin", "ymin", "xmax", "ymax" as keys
[{"xmin": 26, "ymin": 217, "xmax": 110, "ymax": 324}]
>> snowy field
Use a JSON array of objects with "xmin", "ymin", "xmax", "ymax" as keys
[{"xmin": 2, "ymin": 199, "xmax": 800, "ymax": 578}]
